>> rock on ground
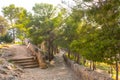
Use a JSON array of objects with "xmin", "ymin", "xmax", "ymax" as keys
[{"xmin": 0, "ymin": 57, "xmax": 24, "ymax": 80}]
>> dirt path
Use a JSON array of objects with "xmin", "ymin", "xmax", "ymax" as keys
[
  {"xmin": 7, "ymin": 44, "xmax": 32, "ymax": 59},
  {"xmin": 6, "ymin": 45, "xmax": 79, "ymax": 80},
  {"xmin": 18, "ymin": 52, "xmax": 79, "ymax": 80}
]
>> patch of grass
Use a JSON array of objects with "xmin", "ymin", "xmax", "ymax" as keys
[
  {"xmin": 0, "ymin": 44, "xmax": 9, "ymax": 47},
  {"xmin": 96, "ymin": 63, "xmax": 110, "ymax": 71},
  {"xmin": 96, "ymin": 63, "xmax": 120, "ymax": 80},
  {"xmin": 15, "ymin": 41, "xmax": 23, "ymax": 45},
  {"xmin": 112, "ymin": 70, "xmax": 120, "ymax": 80},
  {"xmin": 0, "ymin": 44, "xmax": 2, "ymax": 48}
]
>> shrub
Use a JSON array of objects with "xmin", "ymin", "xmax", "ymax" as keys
[{"xmin": 0, "ymin": 33, "xmax": 13, "ymax": 43}]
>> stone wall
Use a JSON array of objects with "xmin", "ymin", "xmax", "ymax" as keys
[
  {"xmin": 25, "ymin": 41, "xmax": 47, "ymax": 69},
  {"xmin": 63, "ymin": 55, "xmax": 113, "ymax": 80}
]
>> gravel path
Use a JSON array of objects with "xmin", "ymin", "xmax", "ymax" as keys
[{"xmin": 18, "ymin": 52, "xmax": 79, "ymax": 80}]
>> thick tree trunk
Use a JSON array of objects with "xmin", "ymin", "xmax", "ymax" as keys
[
  {"xmin": 50, "ymin": 43, "xmax": 54, "ymax": 60},
  {"xmin": 92, "ymin": 61, "xmax": 96, "ymax": 71},
  {"xmin": 48, "ymin": 38, "xmax": 54, "ymax": 61},
  {"xmin": 48, "ymin": 39, "xmax": 51, "ymax": 61},
  {"xmin": 115, "ymin": 60, "xmax": 118, "ymax": 80}
]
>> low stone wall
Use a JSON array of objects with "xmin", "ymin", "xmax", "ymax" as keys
[
  {"xmin": 63, "ymin": 55, "xmax": 112, "ymax": 80},
  {"xmin": 25, "ymin": 41, "xmax": 47, "ymax": 69}
]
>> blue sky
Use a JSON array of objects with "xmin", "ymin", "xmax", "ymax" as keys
[{"xmin": 0, "ymin": 0, "xmax": 62, "ymax": 15}]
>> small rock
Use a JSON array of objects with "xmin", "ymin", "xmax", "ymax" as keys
[
  {"xmin": 5, "ymin": 75, "xmax": 16, "ymax": 80},
  {"xmin": 50, "ymin": 60, "xmax": 55, "ymax": 66},
  {"xmin": 0, "ymin": 74, "xmax": 5, "ymax": 80},
  {"xmin": 40, "ymin": 63, "xmax": 48, "ymax": 69},
  {"xmin": 1, "ymin": 51, "xmax": 14, "ymax": 58},
  {"xmin": 0, "ymin": 67, "xmax": 8, "ymax": 74},
  {"xmin": 15, "ymin": 67, "xmax": 24, "ymax": 73}
]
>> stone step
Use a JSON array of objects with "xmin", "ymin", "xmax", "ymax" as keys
[
  {"xmin": 11, "ymin": 59, "xmax": 37, "ymax": 63},
  {"xmin": 9, "ymin": 56, "xmax": 39, "ymax": 68},
  {"xmin": 22, "ymin": 64, "xmax": 39, "ymax": 68},
  {"xmin": 15, "ymin": 61, "xmax": 38, "ymax": 66},
  {"xmin": 9, "ymin": 57, "xmax": 36, "ymax": 61}
]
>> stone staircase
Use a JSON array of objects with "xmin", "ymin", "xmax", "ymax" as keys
[{"xmin": 9, "ymin": 57, "xmax": 39, "ymax": 68}]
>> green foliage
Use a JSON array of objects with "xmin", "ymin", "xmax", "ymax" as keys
[
  {"xmin": 70, "ymin": 0, "xmax": 120, "ymax": 79},
  {"xmin": 56, "ymin": 9, "xmax": 84, "ymax": 50},
  {"xmin": 29, "ymin": 3, "xmax": 55, "ymax": 43},
  {"xmin": 2, "ymin": 4, "xmax": 17, "ymax": 22},
  {"xmin": 29, "ymin": 3, "xmax": 66, "ymax": 46},
  {"xmin": 28, "ymin": 3, "xmax": 68, "ymax": 60},
  {"xmin": 0, "ymin": 33, "xmax": 13, "ymax": 43},
  {"xmin": 70, "ymin": 0, "xmax": 120, "ymax": 64},
  {"xmin": 0, "ymin": 15, "xmax": 8, "ymax": 35},
  {"xmin": 2, "ymin": 4, "xmax": 30, "ymax": 42},
  {"xmin": 15, "ymin": 9, "xmax": 31, "ymax": 41}
]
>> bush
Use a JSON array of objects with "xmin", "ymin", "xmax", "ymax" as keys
[{"xmin": 0, "ymin": 33, "xmax": 13, "ymax": 43}]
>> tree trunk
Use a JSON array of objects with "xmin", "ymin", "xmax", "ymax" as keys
[
  {"xmin": 48, "ymin": 40, "xmax": 51, "ymax": 61},
  {"xmin": 93, "ymin": 61, "xmax": 96, "ymax": 71},
  {"xmin": 83, "ymin": 58, "xmax": 86, "ymax": 65},
  {"xmin": 13, "ymin": 28, "xmax": 15, "ymax": 43},
  {"xmin": 74, "ymin": 53, "xmax": 76, "ymax": 61},
  {"xmin": 50, "ymin": 43, "xmax": 54, "ymax": 60},
  {"xmin": 109, "ymin": 65, "xmax": 113, "ymax": 77},
  {"xmin": 90, "ymin": 61, "xmax": 92, "ymax": 70},
  {"xmin": 76, "ymin": 53, "xmax": 80, "ymax": 64},
  {"xmin": 53, "ymin": 45, "xmax": 59, "ymax": 54},
  {"xmin": 115, "ymin": 60, "xmax": 118, "ymax": 80},
  {"xmin": 68, "ymin": 49, "xmax": 71, "ymax": 58},
  {"xmin": 48, "ymin": 38, "xmax": 54, "ymax": 61},
  {"xmin": 10, "ymin": 20, "xmax": 15, "ymax": 43}
]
